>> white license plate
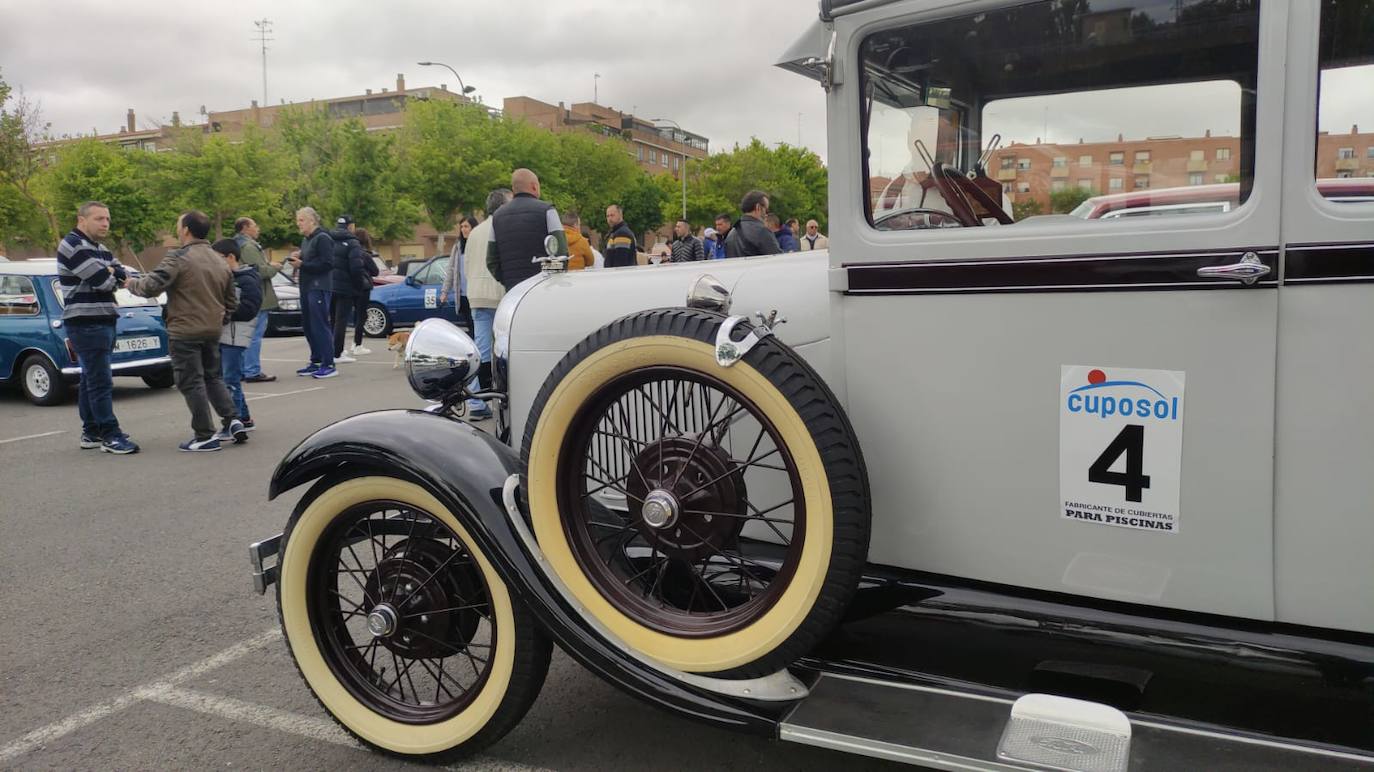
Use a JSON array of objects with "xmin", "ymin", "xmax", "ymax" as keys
[{"xmin": 114, "ymin": 336, "xmax": 159, "ymax": 354}]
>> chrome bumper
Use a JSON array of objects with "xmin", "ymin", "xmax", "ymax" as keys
[
  {"xmin": 249, "ymin": 534, "xmax": 282, "ymax": 594},
  {"xmin": 61, "ymin": 355, "xmax": 172, "ymax": 376}
]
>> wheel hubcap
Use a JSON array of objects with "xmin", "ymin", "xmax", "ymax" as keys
[
  {"xmin": 365, "ymin": 308, "xmax": 385, "ymax": 334},
  {"xmin": 26, "ymin": 365, "xmax": 49, "ymax": 396},
  {"xmin": 367, "ymin": 604, "xmax": 399, "ymax": 637},
  {"xmin": 626, "ymin": 435, "xmax": 748, "ymax": 563},
  {"xmin": 641, "ymin": 490, "xmax": 680, "ymax": 529}
]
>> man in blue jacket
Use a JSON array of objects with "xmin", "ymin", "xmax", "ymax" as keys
[{"xmin": 288, "ymin": 207, "xmax": 337, "ymax": 378}]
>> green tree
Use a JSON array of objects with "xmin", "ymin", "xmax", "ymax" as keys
[
  {"xmin": 1012, "ymin": 198, "xmax": 1045, "ymax": 220},
  {"xmin": 45, "ymin": 140, "xmax": 164, "ymax": 260},
  {"xmin": 155, "ymin": 126, "xmax": 285, "ymax": 239},
  {"xmin": 1049, "ymin": 187, "xmax": 1094, "ymax": 214},
  {"xmin": 679, "ymin": 140, "xmax": 829, "ymax": 230},
  {"xmin": 323, "ymin": 121, "xmax": 422, "ymax": 243},
  {"xmin": 398, "ymin": 100, "xmax": 509, "ymax": 254},
  {"xmin": 619, "ymin": 173, "xmax": 670, "ymax": 241},
  {"xmin": 0, "ymin": 70, "xmax": 59, "ymax": 248},
  {"xmin": 547, "ymin": 130, "xmax": 641, "ymax": 232}
]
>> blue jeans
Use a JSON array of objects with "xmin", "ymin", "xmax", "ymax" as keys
[
  {"xmin": 221, "ymin": 344, "xmax": 250, "ymax": 420},
  {"xmin": 302, "ymin": 289, "xmax": 335, "ymax": 367},
  {"xmin": 468, "ymin": 307, "xmax": 495, "ymax": 403},
  {"xmin": 67, "ymin": 322, "xmax": 121, "ymax": 440},
  {"xmin": 243, "ymin": 312, "xmax": 269, "ymax": 377}
]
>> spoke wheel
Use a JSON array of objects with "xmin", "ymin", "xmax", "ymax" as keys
[
  {"xmin": 523, "ymin": 308, "xmax": 870, "ymax": 677},
  {"xmin": 308, "ymin": 501, "xmax": 496, "ymax": 723},
  {"xmin": 364, "ymin": 305, "xmax": 391, "ymax": 337},
  {"xmin": 560, "ymin": 368, "xmax": 804, "ymax": 637},
  {"xmin": 278, "ymin": 475, "xmax": 551, "ymax": 761}
]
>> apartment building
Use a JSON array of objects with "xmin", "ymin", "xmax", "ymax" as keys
[
  {"xmin": 990, "ymin": 124, "xmax": 1374, "ymax": 213},
  {"xmin": 503, "ymin": 96, "xmax": 709, "ymax": 177}
]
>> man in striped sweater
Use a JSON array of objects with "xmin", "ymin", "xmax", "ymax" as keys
[{"xmin": 56, "ymin": 201, "xmax": 139, "ymax": 454}]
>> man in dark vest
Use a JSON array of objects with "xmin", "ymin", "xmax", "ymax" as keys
[{"xmin": 485, "ymin": 168, "xmax": 569, "ymax": 291}]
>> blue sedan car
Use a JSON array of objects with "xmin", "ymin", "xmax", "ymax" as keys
[
  {"xmin": 360, "ymin": 255, "xmax": 470, "ymax": 338},
  {"xmin": 0, "ymin": 259, "xmax": 174, "ymax": 405}
]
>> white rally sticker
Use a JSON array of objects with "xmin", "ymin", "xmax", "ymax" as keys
[
  {"xmin": 1060, "ymin": 365, "xmax": 1185, "ymax": 534},
  {"xmin": 424, "ymin": 287, "xmax": 437, "ymax": 309}
]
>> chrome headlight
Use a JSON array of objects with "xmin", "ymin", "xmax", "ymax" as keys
[
  {"xmin": 685, "ymin": 273, "xmax": 731, "ymax": 314},
  {"xmin": 404, "ymin": 318, "xmax": 479, "ymax": 402},
  {"xmin": 278, "ymin": 299, "xmax": 300, "ymax": 311}
]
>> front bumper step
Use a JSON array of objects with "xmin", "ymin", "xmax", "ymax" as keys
[{"xmin": 781, "ymin": 673, "xmax": 1374, "ymax": 771}]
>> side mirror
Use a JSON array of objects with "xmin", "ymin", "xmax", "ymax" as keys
[{"xmin": 405, "ymin": 275, "xmax": 420, "ymax": 287}]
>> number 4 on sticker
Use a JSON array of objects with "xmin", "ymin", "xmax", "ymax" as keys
[{"xmin": 1088, "ymin": 424, "xmax": 1151, "ymax": 502}]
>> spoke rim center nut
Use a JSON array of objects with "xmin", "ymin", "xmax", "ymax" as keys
[
  {"xmin": 367, "ymin": 603, "xmax": 399, "ymax": 638},
  {"xmin": 642, "ymin": 489, "xmax": 680, "ymax": 529}
]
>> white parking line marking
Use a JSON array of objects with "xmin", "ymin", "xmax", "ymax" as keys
[
  {"xmin": 0, "ymin": 430, "xmax": 66, "ymax": 446},
  {"xmin": 144, "ymin": 687, "xmax": 359, "ymax": 748},
  {"xmin": 260, "ymin": 357, "xmax": 394, "ymax": 366},
  {"xmin": 0, "ymin": 629, "xmax": 280, "ymax": 764},
  {"xmin": 245, "ymin": 387, "xmax": 326, "ymax": 402}
]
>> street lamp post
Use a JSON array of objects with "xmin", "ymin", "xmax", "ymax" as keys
[
  {"xmin": 652, "ymin": 118, "xmax": 688, "ymax": 221},
  {"xmin": 416, "ymin": 61, "xmax": 477, "ymax": 98}
]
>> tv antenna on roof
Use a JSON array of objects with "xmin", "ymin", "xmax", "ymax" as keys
[{"xmin": 253, "ymin": 19, "xmax": 274, "ymax": 107}]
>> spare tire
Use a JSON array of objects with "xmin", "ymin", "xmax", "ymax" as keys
[{"xmin": 521, "ymin": 308, "xmax": 869, "ymax": 677}]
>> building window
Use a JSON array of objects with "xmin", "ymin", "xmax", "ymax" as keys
[
  {"xmin": 673, "ymin": 156, "xmax": 680, "ymax": 171},
  {"xmin": 1078, "ymin": 155, "xmax": 1093, "ymax": 166},
  {"xmin": 1337, "ymin": 147, "xmax": 1356, "ymax": 160},
  {"xmin": 1215, "ymin": 174, "xmax": 1229, "ymax": 182},
  {"xmin": 649, "ymin": 149, "xmax": 657, "ymax": 164},
  {"xmin": 1052, "ymin": 156, "xmax": 1067, "ymax": 168},
  {"xmin": 1108, "ymin": 152, "xmax": 1124, "ymax": 165},
  {"xmin": 1017, "ymin": 181, "xmax": 1031, "ymax": 193},
  {"xmin": 1189, "ymin": 149, "xmax": 1204, "ymax": 161},
  {"xmin": 1051, "ymin": 180, "xmax": 1068, "ymax": 192},
  {"xmin": 1017, "ymin": 157, "xmax": 1031, "ymax": 171},
  {"xmin": 1189, "ymin": 172, "xmax": 1204, "ymax": 185},
  {"xmin": 1078, "ymin": 179, "xmax": 1093, "ymax": 190},
  {"xmin": 637, "ymin": 145, "xmax": 644, "ymax": 161},
  {"xmin": 662, "ymin": 153, "xmax": 669, "ymax": 167},
  {"xmin": 1134, "ymin": 176, "xmax": 1150, "ymax": 189},
  {"xmin": 1134, "ymin": 150, "xmax": 1151, "ymax": 163},
  {"xmin": 1367, "ymin": 147, "xmax": 1374, "ymax": 159},
  {"xmin": 1001, "ymin": 156, "xmax": 1016, "ymax": 170},
  {"xmin": 1109, "ymin": 177, "xmax": 1124, "ymax": 190},
  {"xmin": 1216, "ymin": 147, "xmax": 1231, "ymax": 161}
]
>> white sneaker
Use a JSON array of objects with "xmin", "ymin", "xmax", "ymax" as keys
[
  {"xmin": 335, "ymin": 353, "xmax": 357, "ymax": 363},
  {"xmin": 352, "ymin": 346, "xmax": 372, "ymax": 356}
]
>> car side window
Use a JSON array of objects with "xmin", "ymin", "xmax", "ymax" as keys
[
  {"xmin": 0, "ymin": 276, "xmax": 41, "ymax": 316},
  {"xmin": 1315, "ymin": 0, "xmax": 1374, "ymax": 200},
  {"xmin": 860, "ymin": 0, "xmax": 1261, "ymax": 230},
  {"xmin": 415, "ymin": 261, "xmax": 447, "ymax": 285}
]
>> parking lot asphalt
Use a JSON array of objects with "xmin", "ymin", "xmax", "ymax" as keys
[{"xmin": 0, "ymin": 334, "xmax": 902, "ymax": 771}]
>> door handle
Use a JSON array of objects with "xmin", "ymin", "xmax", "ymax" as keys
[{"xmin": 1196, "ymin": 252, "xmax": 1270, "ymax": 285}]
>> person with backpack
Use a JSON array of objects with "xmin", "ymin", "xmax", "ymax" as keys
[
  {"xmin": 212, "ymin": 238, "xmax": 263, "ymax": 434},
  {"xmin": 328, "ymin": 215, "xmax": 368, "ymax": 363}
]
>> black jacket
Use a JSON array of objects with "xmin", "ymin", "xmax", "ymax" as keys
[
  {"xmin": 603, "ymin": 220, "xmax": 638, "ymax": 268},
  {"xmin": 328, "ymin": 227, "xmax": 367, "ymax": 296},
  {"xmin": 669, "ymin": 234, "xmax": 706, "ymax": 262},
  {"xmin": 723, "ymin": 215, "xmax": 781, "ymax": 258},
  {"xmin": 297, "ymin": 228, "xmax": 336, "ymax": 294},
  {"xmin": 486, "ymin": 192, "xmax": 564, "ymax": 289}
]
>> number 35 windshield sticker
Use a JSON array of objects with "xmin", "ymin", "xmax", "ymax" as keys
[{"xmin": 1060, "ymin": 366, "xmax": 1185, "ymax": 533}]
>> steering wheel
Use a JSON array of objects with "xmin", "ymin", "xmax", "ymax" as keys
[{"xmin": 873, "ymin": 207, "xmax": 965, "ymax": 231}]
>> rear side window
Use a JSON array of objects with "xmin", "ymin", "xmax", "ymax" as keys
[
  {"xmin": 0, "ymin": 275, "xmax": 41, "ymax": 316},
  {"xmin": 1315, "ymin": 0, "xmax": 1374, "ymax": 200},
  {"xmin": 860, "ymin": 0, "xmax": 1261, "ymax": 230}
]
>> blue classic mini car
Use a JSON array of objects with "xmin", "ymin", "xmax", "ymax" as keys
[
  {"xmin": 0, "ymin": 259, "xmax": 173, "ymax": 405},
  {"xmin": 360, "ymin": 255, "xmax": 470, "ymax": 338}
]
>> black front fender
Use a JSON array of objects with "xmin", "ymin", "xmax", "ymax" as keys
[{"xmin": 269, "ymin": 409, "xmax": 784, "ymax": 736}]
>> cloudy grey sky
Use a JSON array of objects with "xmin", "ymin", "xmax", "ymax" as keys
[{"xmin": 0, "ymin": 0, "xmax": 828, "ymax": 156}]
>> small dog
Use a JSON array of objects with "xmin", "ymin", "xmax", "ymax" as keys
[{"xmin": 388, "ymin": 330, "xmax": 411, "ymax": 369}]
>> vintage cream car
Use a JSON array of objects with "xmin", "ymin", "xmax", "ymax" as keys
[{"xmin": 249, "ymin": 1, "xmax": 1374, "ymax": 769}]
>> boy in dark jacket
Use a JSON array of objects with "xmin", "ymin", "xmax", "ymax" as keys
[
  {"xmin": 328, "ymin": 215, "xmax": 367, "ymax": 362},
  {"xmin": 212, "ymin": 238, "xmax": 263, "ymax": 436}
]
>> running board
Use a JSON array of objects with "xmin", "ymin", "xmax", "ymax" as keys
[{"xmin": 780, "ymin": 673, "xmax": 1374, "ymax": 771}]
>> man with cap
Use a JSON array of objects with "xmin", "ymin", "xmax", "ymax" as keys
[{"xmin": 328, "ymin": 214, "xmax": 367, "ymax": 363}]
